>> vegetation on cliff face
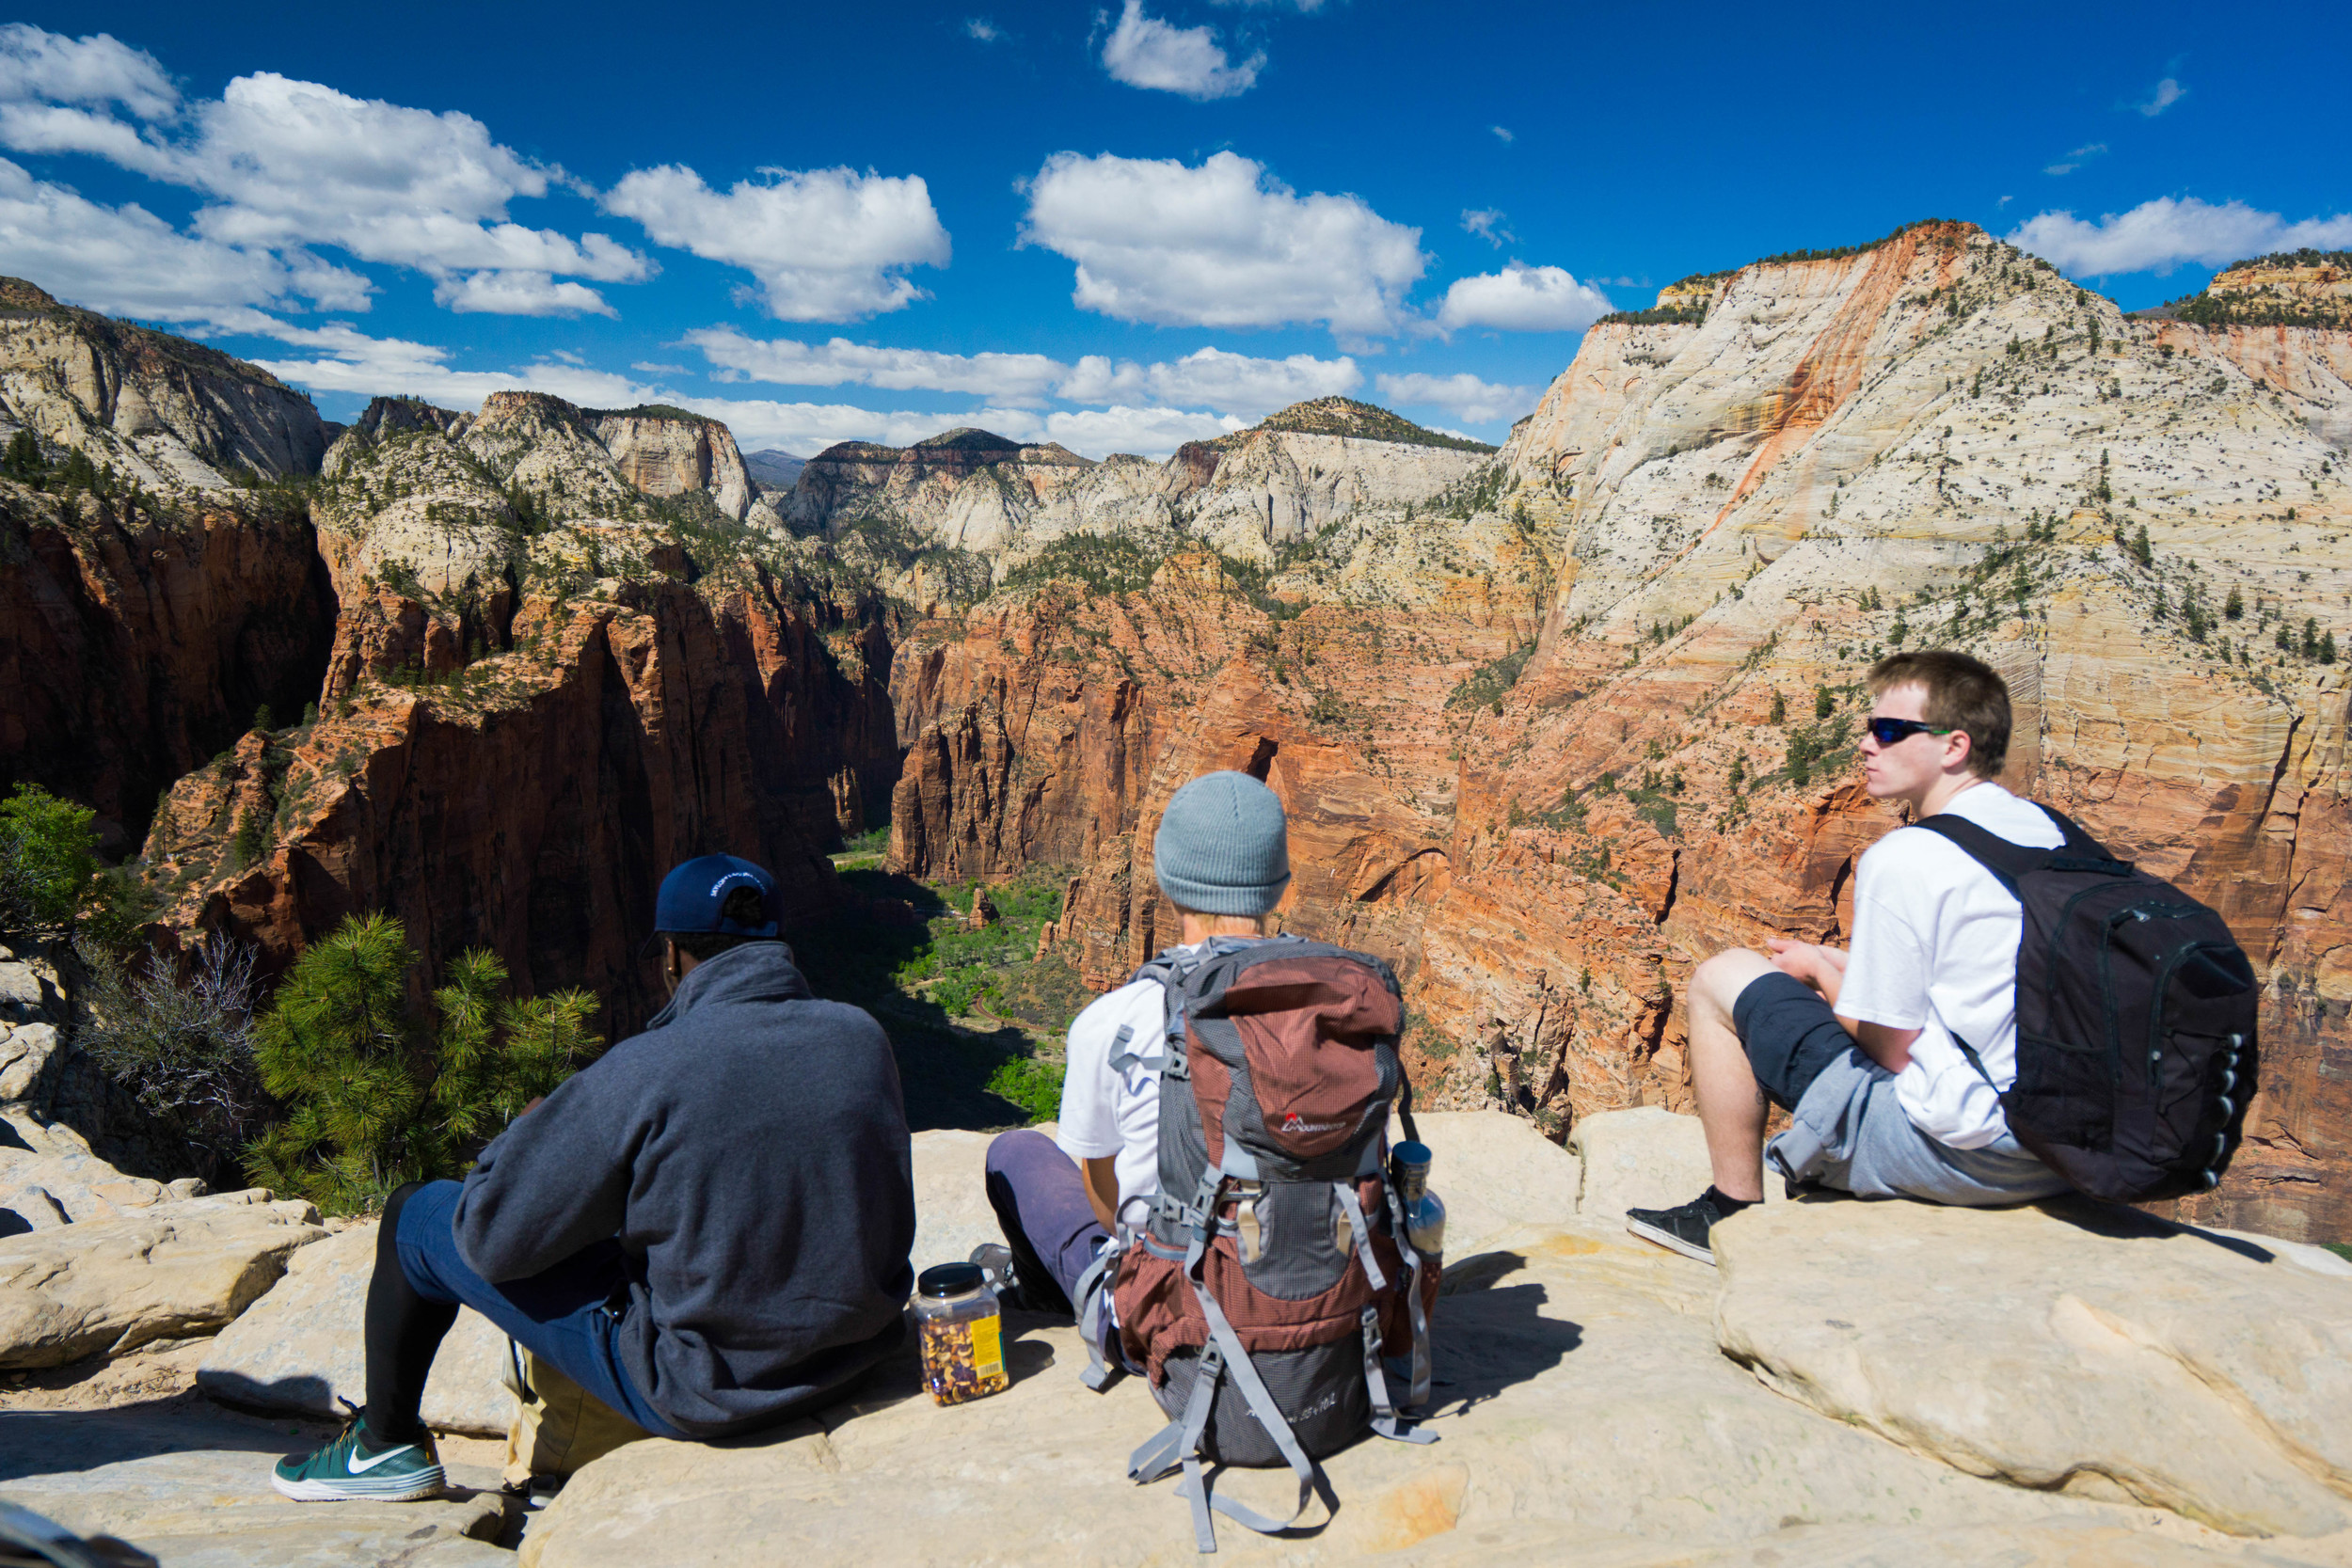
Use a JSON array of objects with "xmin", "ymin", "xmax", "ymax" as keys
[
  {"xmin": 794, "ymin": 864, "xmax": 1089, "ymax": 1129},
  {"xmin": 1224, "ymin": 396, "xmax": 1498, "ymax": 453}
]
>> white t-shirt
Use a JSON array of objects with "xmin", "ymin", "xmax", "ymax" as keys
[
  {"xmin": 1836, "ymin": 780, "xmax": 2063, "ymax": 1149},
  {"xmin": 1055, "ymin": 972, "xmax": 1175, "ymax": 1225}
]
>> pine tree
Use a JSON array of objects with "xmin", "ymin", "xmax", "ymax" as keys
[
  {"xmin": 2324, "ymin": 631, "xmax": 2339, "ymax": 666},
  {"xmin": 246, "ymin": 914, "xmax": 602, "ymax": 1212},
  {"xmin": 1769, "ymin": 690, "xmax": 1788, "ymax": 724},
  {"xmin": 2304, "ymin": 618, "xmax": 2321, "ymax": 657},
  {"xmin": 2131, "ymin": 524, "xmax": 2152, "ymax": 567},
  {"xmin": 1814, "ymin": 685, "xmax": 1834, "ymax": 719},
  {"xmin": 2225, "ymin": 586, "xmax": 2244, "ymax": 620}
]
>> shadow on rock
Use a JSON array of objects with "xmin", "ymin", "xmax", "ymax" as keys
[
  {"xmin": 1424, "ymin": 1262, "xmax": 1583, "ymax": 1418},
  {"xmin": 2037, "ymin": 1194, "xmax": 2276, "ymax": 1264},
  {"xmin": 0, "ymin": 1403, "xmax": 306, "ymax": 1484}
]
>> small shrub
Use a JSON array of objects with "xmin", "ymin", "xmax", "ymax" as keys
[
  {"xmin": 80, "ymin": 932, "xmax": 269, "ymax": 1168},
  {"xmin": 246, "ymin": 913, "xmax": 602, "ymax": 1212}
]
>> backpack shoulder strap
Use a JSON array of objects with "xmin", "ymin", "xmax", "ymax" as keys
[{"xmin": 1908, "ymin": 814, "xmax": 2052, "ymax": 899}]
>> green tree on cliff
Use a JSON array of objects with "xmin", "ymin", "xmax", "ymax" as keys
[
  {"xmin": 246, "ymin": 913, "xmax": 601, "ymax": 1212},
  {"xmin": 0, "ymin": 783, "xmax": 150, "ymax": 949}
]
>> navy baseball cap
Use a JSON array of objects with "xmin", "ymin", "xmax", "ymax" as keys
[{"xmin": 654, "ymin": 854, "xmax": 780, "ymax": 937}]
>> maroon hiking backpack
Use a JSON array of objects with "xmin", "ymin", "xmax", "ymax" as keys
[
  {"xmin": 1080, "ymin": 935, "xmax": 1439, "ymax": 1552},
  {"xmin": 1913, "ymin": 807, "xmax": 2259, "ymax": 1203}
]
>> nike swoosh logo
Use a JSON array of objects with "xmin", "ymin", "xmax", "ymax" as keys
[{"xmin": 347, "ymin": 1444, "xmax": 417, "ymax": 1474}]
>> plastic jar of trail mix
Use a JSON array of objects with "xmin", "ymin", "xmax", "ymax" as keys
[{"xmin": 915, "ymin": 1262, "xmax": 1009, "ymax": 1407}]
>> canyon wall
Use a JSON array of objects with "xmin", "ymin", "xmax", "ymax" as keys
[
  {"xmin": 890, "ymin": 223, "xmax": 2352, "ymax": 1243},
  {"xmin": 0, "ymin": 277, "xmax": 327, "ymax": 487},
  {"xmin": 788, "ymin": 399, "xmax": 1498, "ymax": 601},
  {"xmin": 144, "ymin": 561, "xmax": 898, "ymax": 1036}
]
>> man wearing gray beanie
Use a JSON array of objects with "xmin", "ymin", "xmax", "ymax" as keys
[{"xmin": 974, "ymin": 770, "xmax": 1289, "ymax": 1331}]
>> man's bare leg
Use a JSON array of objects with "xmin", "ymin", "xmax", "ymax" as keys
[{"xmin": 1686, "ymin": 948, "xmax": 1779, "ymax": 1203}]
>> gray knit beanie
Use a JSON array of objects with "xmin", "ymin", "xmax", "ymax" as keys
[{"xmin": 1152, "ymin": 771, "xmax": 1291, "ymax": 916}]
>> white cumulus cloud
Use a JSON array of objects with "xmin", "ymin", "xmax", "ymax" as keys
[
  {"xmin": 603, "ymin": 164, "xmax": 948, "ymax": 322},
  {"xmin": 434, "ymin": 270, "xmax": 617, "ymax": 318},
  {"xmin": 1057, "ymin": 346, "xmax": 1358, "ymax": 414},
  {"xmin": 1021, "ymin": 150, "xmax": 1423, "ymax": 335},
  {"xmin": 1434, "ymin": 261, "xmax": 1612, "ymax": 332},
  {"xmin": 2008, "ymin": 197, "xmax": 2352, "ymax": 277},
  {"xmin": 683, "ymin": 328, "xmax": 1065, "ymax": 401},
  {"xmin": 684, "ymin": 331, "xmax": 1357, "ymax": 420},
  {"xmin": 0, "ymin": 28, "xmax": 648, "ymax": 320},
  {"xmin": 1374, "ymin": 372, "xmax": 1534, "ymax": 425},
  {"xmin": 1099, "ymin": 1, "xmax": 1263, "ymax": 100},
  {"xmin": 0, "ymin": 157, "xmax": 366, "ymax": 323},
  {"xmin": 0, "ymin": 24, "xmax": 176, "ymax": 119}
]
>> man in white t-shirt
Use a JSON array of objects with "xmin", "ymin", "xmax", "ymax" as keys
[
  {"xmin": 975, "ymin": 771, "xmax": 1290, "ymax": 1322},
  {"xmin": 1626, "ymin": 649, "xmax": 2070, "ymax": 1265}
]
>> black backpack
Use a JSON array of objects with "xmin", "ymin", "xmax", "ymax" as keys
[{"xmin": 1913, "ymin": 806, "xmax": 2259, "ymax": 1203}]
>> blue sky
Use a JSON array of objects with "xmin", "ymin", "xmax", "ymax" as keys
[{"xmin": 4, "ymin": 1, "xmax": 2346, "ymax": 456}]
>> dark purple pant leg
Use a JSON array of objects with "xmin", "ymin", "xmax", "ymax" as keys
[{"xmin": 983, "ymin": 1129, "xmax": 1109, "ymax": 1317}]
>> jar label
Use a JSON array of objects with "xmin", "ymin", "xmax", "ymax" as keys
[{"xmin": 969, "ymin": 1314, "xmax": 1004, "ymax": 1380}]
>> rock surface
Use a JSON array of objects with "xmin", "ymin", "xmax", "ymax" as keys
[
  {"xmin": 0, "ymin": 276, "xmax": 328, "ymax": 490},
  {"xmin": 516, "ymin": 1107, "xmax": 2348, "ymax": 1567},
  {"xmin": 0, "ymin": 1192, "xmax": 325, "ymax": 1368},
  {"xmin": 1714, "ymin": 1196, "xmax": 2352, "ymax": 1537},
  {"xmin": 198, "ymin": 1221, "xmax": 511, "ymax": 1436},
  {"xmin": 785, "ymin": 399, "xmax": 1499, "ymax": 594},
  {"xmin": 0, "ymin": 1404, "xmax": 512, "ymax": 1566},
  {"xmin": 141, "ymin": 555, "xmax": 900, "ymax": 1035}
]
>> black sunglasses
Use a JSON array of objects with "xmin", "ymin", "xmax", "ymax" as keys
[{"xmin": 1866, "ymin": 717, "xmax": 1956, "ymax": 746}]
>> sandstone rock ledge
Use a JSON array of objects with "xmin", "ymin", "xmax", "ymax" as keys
[{"xmin": 518, "ymin": 1111, "xmax": 2352, "ymax": 1568}]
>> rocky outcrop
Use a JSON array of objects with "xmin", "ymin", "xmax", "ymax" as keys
[
  {"xmin": 0, "ymin": 483, "xmax": 337, "ymax": 846},
  {"xmin": 143, "ymin": 555, "xmax": 900, "ymax": 1031},
  {"xmin": 518, "ymin": 1109, "xmax": 2352, "ymax": 1566},
  {"xmin": 1, "ymin": 942, "xmax": 199, "ymax": 1195},
  {"xmin": 891, "ymin": 220, "xmax": 2352, "ymax": 1240},
  {"xmin": 0, "ymin": 1191, "xmax": 325, "ymax": 1368},
  {"xmin": 1716, "ymin": 1196, "xmax": 2352, "ymax": 1537},
  {"xmin": 199, "ymin": 1221, "xmax": 510, "ymax": 1435},
  {"xmin": 0, "ymin": 276, "xmax": 328, "ymax": 490},
  {"xmin": 785, "ymin": 403, "xmax": 1499, "ymax": 582},
  {"xmin": 590, "ymin": 406, "xmax": 753, "ymax": 521}
]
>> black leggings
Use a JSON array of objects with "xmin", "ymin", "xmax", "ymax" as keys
[{"xmin": 361, "ymin": 1181, "xmax": 457, "ymax": 1448}]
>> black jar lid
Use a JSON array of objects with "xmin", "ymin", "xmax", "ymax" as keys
[{"xmin": 918, "ymin": 1261, "xmax": 987, "ymax": 1298}]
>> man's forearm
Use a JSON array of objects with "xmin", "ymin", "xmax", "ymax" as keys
[{"xmin": 1839, "ymin": 1015, "xmax": 1918, "ymax": 1074}]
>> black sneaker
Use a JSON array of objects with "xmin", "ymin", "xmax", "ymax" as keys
[
  {"xmin": 1626, "ymin": 1193, "xmax": 1726, "ymax": 1266},
  {"xmin": 969, "ymin": 1243, "xmax": 1055, "ymax": 1313}
]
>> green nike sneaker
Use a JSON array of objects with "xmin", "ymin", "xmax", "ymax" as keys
[{"xmin": 271, "ymin": 1414, "xmax": 446, "ymax": 1502}]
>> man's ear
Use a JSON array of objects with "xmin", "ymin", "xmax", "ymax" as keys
[{"xmin": 1946, "ymin": 729, "xmax": 1974, "ymax": 771}]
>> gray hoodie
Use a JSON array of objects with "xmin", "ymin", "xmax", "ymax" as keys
[{"xmin": 452, "ymin": 942, "xmax": 914, "ymax": 1437}]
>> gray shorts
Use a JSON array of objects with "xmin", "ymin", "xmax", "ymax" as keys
[{"xmin": 1738, "ymin": 977, "xmax": 2072, "ymax": 1207}]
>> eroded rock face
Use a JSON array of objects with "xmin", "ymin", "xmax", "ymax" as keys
[
  {"xmin": 889, "ymin": 222, "xmax": 2352, "ymax": 1239},
  {"xmin": 0, "ymin": 276, "xmax": 328, "ymax": 490},
  {"xmin": 785, "ymin": 404, "xmax": 1499, "ymax": 592},
  {"xmin": 0, "ymin": 486, "xmax": 337, "ymax": 844},
  {"xmin": 1714, "ymin": 1196, "xmax": 2352, "ymax": 1537},
  {"xmin": 144, "ymin": 562, "xmax": 900, "ymax": 1032}
]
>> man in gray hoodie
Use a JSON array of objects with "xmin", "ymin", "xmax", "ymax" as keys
[{"xmin": 271, "ymin": 855, "xmax": 915, "ymax": 1503}]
